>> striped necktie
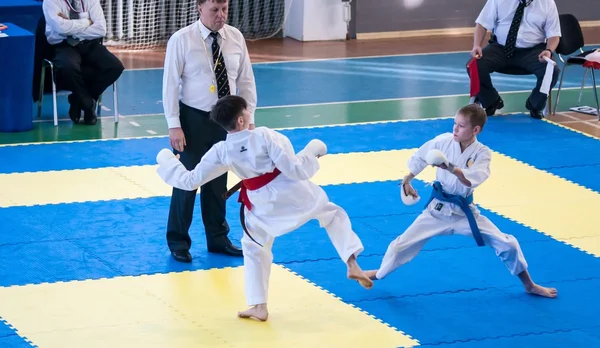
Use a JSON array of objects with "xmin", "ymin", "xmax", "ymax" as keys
[
  {"xmin": 504, "ymin": 0, "xmax": 527, "ymax": 58},
  {"xmin": 209, "ymin": 32, "xmax": 231, "ymax": 98}
]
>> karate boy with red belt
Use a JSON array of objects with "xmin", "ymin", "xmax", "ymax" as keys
[{"xmin": 155, "ymin": 95, "xmax": 373, "ymax": 321}]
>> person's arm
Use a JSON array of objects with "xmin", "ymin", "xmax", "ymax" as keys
[
  {"xmin": 236, "ymin": 37, "xmax": 257, "ymax": 128},
  {"xmin": 404, "ymin": 134, "xmax": 448, "ymax": 182},
  {"xmin": 544, "ymin": 1, "xmax": 561, "ymax": 51},
  {"xmin": 438, "ymin": 148, "xmax": 492, "ymax": 188},
  {"xmin": 78, "ymin": 0, "xmax": 106, "ymax": 39},
  {"xmin": 264, "ymin": 129, "xmax": 325, "ymax": 181},
  {"xmin": 538, "ymin": 3, "xmax": 561, "ymax": 61},
  {"xmin": 156, "ymin": 145, "xmax": 229, "ymax": 191},
  {"xmin": 472, "ymin": 0, "xmax": 497, "ymax": 58},
  {"xmin": 43, "ymin": 0, "xmax": 91, "ymax": 37},
  {"xmin": 162, "ymin": 34, "xmax": 184, "ymax": 129},
  {"xmin": 473, "ymin": 24, "xmax": 488, "ymax": 48}
]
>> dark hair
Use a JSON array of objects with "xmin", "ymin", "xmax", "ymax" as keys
[
  {"xmin": 197, "ymin": 0, "xmax": 228, "ymax": 5},
  {"xmin": 210, "ymin": 95, "xmax": 247, "ymax": 131},
  {"xmin": 458, "ymin": 103, "xmax": 487, "ymax": 129}
]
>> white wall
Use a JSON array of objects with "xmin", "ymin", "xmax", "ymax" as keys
[{"xmin": 283, "ymin": 0, "xmax": 348, "ymax": 41}]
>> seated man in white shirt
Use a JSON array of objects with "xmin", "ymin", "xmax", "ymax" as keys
[
  {"xmin": 470, "ymin": 0, "xmax": 561, "ymax": 119},
  {"xmin": 42, "ymin": 0, "xmax": 124, "ymax": 125},
  {"xmin": 161, "ymin": 0, "xmax": 258, "ymax": 262}
]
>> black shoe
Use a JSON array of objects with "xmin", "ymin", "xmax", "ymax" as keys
[
  {"xmin": 525, "ymin": 98, "xmax": 544, "ymax": 119},
  {"xmin": 485, "ymin": 97, "xmax": 504, "ymax": 116},
  {"xmin": 208, "ymin": 242, "xmax": 243, "ymax": 257},
  {"xmin": 171, "ymin": 250, "xmax": 192, "ymax": 263},
  {"xmin": 68, "ymin": 94, "xmax": 81, "ymax": 124},
  {"xmin": 83, "ymin": 108, "xmax": 98, "ymax": 125}
]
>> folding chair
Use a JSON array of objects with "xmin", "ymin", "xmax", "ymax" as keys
[
  {"xmin": 552, "ymin": 14, "xmax": 600, "ymax": 119},
  {"xmin": 37, "ymin": 59, "xmax": 119, "ymax": 126},
  {"xmin": 34, "ymin": 16, "xmax": 119, "ymax": 126},
  {"xmin": 467, "ymin": 63, "xmax": 552, "ymax": 116}
]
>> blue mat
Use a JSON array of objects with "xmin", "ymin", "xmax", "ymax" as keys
[
  {"xmin": 1, "ymin": 178, "xmax": 600, "ymax": 346},
  {"xmin": 0, "ymin": 319, "xmax": 31, "ymax": 348},
  {"xmin": 355, "ymin": 279, "xmax": 600, "ymax": 346},
  {"xmin": 1, "ymin": 115, "xmax": 599, "ymax": 189},
  {"xmin": 426, "ymin": 330, "xmax": 600, "ymax": 348}
]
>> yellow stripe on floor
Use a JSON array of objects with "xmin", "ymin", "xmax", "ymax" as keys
[
  {"xmin": 0, "ymin": 265, "xmax": 418, "ymax": 348},
  {"xmin": 0, "ymin": 149, "xmax": 598, "ymax": 256},
  {"xmin": 0, "ymin": 150, "xmax": 414, "ymax": 207}
]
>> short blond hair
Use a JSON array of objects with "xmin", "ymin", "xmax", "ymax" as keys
[{"xmin": 458, "ymin": 104, "xmax": 487, "ymax": 129}]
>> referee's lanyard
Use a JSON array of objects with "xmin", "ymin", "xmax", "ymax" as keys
[{"xmin": 63, "ymin": 0, "xmax": 86, "ymax": 13}]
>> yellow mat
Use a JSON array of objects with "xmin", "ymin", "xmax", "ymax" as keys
[
  {"xmin": 0, "ymin": 148, "xmax": 598, "ymax": 257},
  {"xmin": 0, "ymin": 265, "xmax": 418, "ymax": 348},
  {"xmin": 0, "ymin": 150, "xmax": 414, "ymax": 207}
]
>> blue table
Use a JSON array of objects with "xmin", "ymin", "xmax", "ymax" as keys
[
  {"xmin": 0, "ymin": 22, "xmax": 35, "ymax": 132},
  {"xmin": 0, "ymin": 0, "xmax": 43, "ymax": 33}
]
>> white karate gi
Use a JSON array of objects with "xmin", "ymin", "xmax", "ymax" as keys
[
  {"xmin": 156, "ymin": 127, "xmax": 364, "ymax": 306},
  {"xmin": 376, "ymin": 133, "xmax": 528, "ymax": 280}
]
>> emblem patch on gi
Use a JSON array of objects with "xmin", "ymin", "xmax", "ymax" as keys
[
  {"xmin": 240, "ymin": 146, "xmax": 248, "ymax": 153},
  {"xmin": 466, "ymin": 157, "xmax": 475, "ymax": 168},
  {"xmin": 435, "ymin": 203, "xmax": 444, "ymax": 211}
]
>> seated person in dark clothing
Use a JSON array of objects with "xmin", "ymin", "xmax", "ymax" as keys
[
  {"xmin": 42, "ymin": 0, "xmax": 124, "ymax": 125},
  {"xmin": 470, "ymin": 0, "xmax": 561, "ymax": 119}
]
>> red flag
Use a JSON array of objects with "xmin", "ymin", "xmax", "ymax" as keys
[
  {"xmin": 583, "ymin": 60, "xmax": 600, "ymax": 70},
  {"xmin": 467, "ymin": 58, "xmax": 480, "ymax": 97}
]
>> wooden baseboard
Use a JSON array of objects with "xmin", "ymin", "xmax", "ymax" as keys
[{"xmin": 356, "ymin": 20, "xmax": 600, "ymax": 40}]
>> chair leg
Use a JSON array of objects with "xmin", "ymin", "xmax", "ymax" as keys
[
  {"xmin": 113, "ymin": 82, "xmax": 119, "ymax": 123},
  {"xmin": 553, "ymin": 63, "xmax": 569, "ymax": 115},
  {"xmin": 37, "ymin": 66, "xmax": 46, "ymax": 118},
  {"xmin": 50, "ymin": 68, "xmax": 58, "ymax": 127},
  {"xmin": 578, "ymin": 68, "xmax": 588, "ymax": 106},
  {"xmin": 590, "ymin": 69, "xmax": 599, "ymax": 121},
  {"xmin": 548, "ymin": 84, "xmax": 553, "ymax": 117},
  {"xmin": 96, "ymin": 93, "xmax": 103, "ymax": 116}
]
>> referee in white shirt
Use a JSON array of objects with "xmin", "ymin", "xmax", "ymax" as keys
[
  {"xmin": 162, "ymin": 0, "xmax": 257, "ymax": 262},
  {"xmin": 42, "ymin": 0, "xmax": 124, "ymax": 125},
  {"xmin": 470, "ymin": 0, "xmax": 561, "ymax": 119}
]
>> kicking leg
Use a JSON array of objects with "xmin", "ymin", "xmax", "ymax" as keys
[
  {"xmin": 315, "ymin": 202, "xmax": 373, "ymax": 289},
  {"xmin": 370, "ymin": 210, "xmax": 452, "ymax": 280},
  {"xmin": 455, "ymin": 215, "xmax": 557, "ymax": 298},
  {"xmin": 238, "ymin": 222, "xmax": 275, "ymax": 321}
]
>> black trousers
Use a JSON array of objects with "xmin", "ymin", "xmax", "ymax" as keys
[
  {"xmin": 52, "ymin": 39, "xmax": 124, "ymax": 111},
  {"xmin": 470, "ymin": 42, "xmax": 560, "ymax": 111},
  {"xmin": 166, "ymin": 102, "xmax": 230, "ymax": 252}
]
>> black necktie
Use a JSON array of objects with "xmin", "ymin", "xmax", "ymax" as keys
[
  {"xmin": 504, "ymin": 0, "xmax": 527, "ymax": 58},
  {"xmin": 209, "ymin": 32, "xmax": 230, "ymax": 98},
  {"xmin": 67, "ymin": 0, "xmax": 82, "ymax": 46}
]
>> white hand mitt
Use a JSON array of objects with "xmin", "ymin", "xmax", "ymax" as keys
[
  {"xmin": 156, "ymin": 148, "xmax": 177, "ymax": 165},
  {"xmin": 303, "ymin": 139, "xmax": 327, "ymax": 157},
  {"xmin": 425, "ymin": 149, "xmax": 449, "ymax": 167},
  {"xmin": 400, "ymin": 184, "xmax": 420, "ymax": 206}
]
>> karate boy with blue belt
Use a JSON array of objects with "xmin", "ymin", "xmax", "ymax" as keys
[{"xmin": 365, "ymin": 104, "xmax": 557, "ymax": 298}]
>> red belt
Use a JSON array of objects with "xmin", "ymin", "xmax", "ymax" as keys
[{"xmin": 238, "ymin": 168, "xmax": 281, "ymax": 210}]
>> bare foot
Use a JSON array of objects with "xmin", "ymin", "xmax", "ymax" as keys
[
  {"xmin": 364, "ymin": 270, "xmax": 378, "ymax": 281},
  {"xmin": 238, "ymin": 304, "xmax": 269, "ymax": 321},
  {"xmin": 348, "ymin": 268, "xmax": 373, "ymax": 289},
  {"xmin": 346, "ymin": 260, "xmax": 374, "ymax": 289},
  {"xmin": 525, "ymin": 284, "xmax": 558, "ymax": 298}
]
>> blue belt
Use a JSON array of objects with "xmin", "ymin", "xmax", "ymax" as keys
[{"xmin": 424, "ymin": 181, "xmax": 485, "ymax": 246}]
